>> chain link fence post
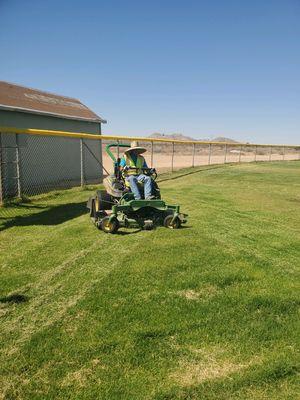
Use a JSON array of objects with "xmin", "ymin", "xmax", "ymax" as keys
[
  {"xmin": 239, "ymin": 145, "xmax": 242, "ymax": 163},
  {"xmin": 151, "ymin": 141, "xmax": 154, "ymax": 168},
  {"xmin": 15, "ymin": 134, "xmax": 22, "ymax": 198},
  {"xmin": 80, "ymin": 139, "xmax": 85, "ymax": 187},
  {"xmin": 0, "ymin": 133, "xmax": 3, "ymax": 205},
  {"xmin": 171, "ymin": 142, "xmax": 175, "ymax": 172},
  {"xmin": 192, "ymin": 143, "xmax": 195, "ymax": 167},
  {"xmin": 254, "ymin": 145, "xmax": 258, "ymax": 162},
  {"xmin": 282, "ymin": 146, "xmax": 285, "ymax": 161},
  {"xmin": 208, "ymin": 143, "xmax": 212, "ymax": 165},
  {"xmin": 224, "ymin": 143, "xmax": 228, "ymax": 164},
  {"xmin": 269, "ymin": 146, "xmax": 272, "ymax": 162}
]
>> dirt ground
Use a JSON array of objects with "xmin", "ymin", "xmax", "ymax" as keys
[{"xmin": 102, "ymin": 151, "xmax": 299, "ymax": 174}]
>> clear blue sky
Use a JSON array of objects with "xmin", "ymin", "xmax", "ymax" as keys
[{"xmin": 0, "ymin": 0, "xmax": 299, "ymax": 144}]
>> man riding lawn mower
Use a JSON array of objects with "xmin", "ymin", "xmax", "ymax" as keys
[
  {"xmin": 87, "ymin": 141, "xmax": 187, "ymax": 233},
  {"xmin": 120, "ymin": 141, "xmax": 156, "ymax": 200}
]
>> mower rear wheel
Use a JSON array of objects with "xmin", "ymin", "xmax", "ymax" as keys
[
  {"xmin": 101, "ymin": 216, "xmax": 119, "ymax": 234},
  {"xmin": 164, "ymin": 214, "xmax": 181, "ymax": 229}
]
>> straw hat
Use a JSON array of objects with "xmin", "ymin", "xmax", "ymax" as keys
[{"xmin": 124, "ymin": 141, "xmax": 147, "ymax": 154}]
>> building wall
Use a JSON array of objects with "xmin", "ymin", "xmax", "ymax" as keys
[
  {"xmin": 0, "ymin": 109, "xmax": 101, "ymax": 133},
  {"xmin": 0, "ymin": 110, "xmax": 103, "ymax": 198}
]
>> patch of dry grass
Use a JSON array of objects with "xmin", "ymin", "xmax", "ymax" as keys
[
  {"xmin": 176, "ymin": 284, "xmax": 219, "ymax": 300},
  {"xmin": 170, "ymin": 346, "xmax": 261, "ymax": 387}
]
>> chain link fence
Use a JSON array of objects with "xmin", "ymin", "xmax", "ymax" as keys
[
  {"xmin": 0, "ymin": 129, "xmax": 299, "ymax": 203},
  {"xmin": 0, "ymin": 132, "xmax": 103, "ymax": 202},
  {"xmin": 101, "ymin": 139, "xmax": 300, "ymax": 174}
]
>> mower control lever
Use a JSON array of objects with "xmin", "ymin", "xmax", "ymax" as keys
[
  {"xmin": 142, "ymin": 168, "xmax": 157, "ymax": 180},
  {"xmin": 124, "ymin": 167, "xmax": 157, "ymax": 180}
]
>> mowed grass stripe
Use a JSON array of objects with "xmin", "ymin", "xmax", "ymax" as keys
[{"xmin": 0, "ymin": 161, "xmax": 299, "ymax": 399}]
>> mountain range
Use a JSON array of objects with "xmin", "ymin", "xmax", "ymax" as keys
[{"xmin": 148, "ymin": 133, "xmax": 238, "ymax": 143}]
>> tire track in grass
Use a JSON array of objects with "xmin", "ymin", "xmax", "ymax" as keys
[
  {"xmin": 1, "ymin": 214, "xmax": 101, "ymax": 291},
  {"xmin": 0, "ymin": 213, "xmax": 110, "ymax": 301},
  {"xmin": 0, "ymin": 240, "xmax": 98, "ymax": 317},
  {"xmin": 0, "ymin": 230, "xmax": 143, "ymax": 360},
  {"xmin": 0, "ymin": 213, "xmax": 91, "ymax": 277},
  {"xmin": 168, "ymin": 187, "xmax": 300, "ymax": 272},
  {"xmin": 0, "ymin": 232, "xmax": 144, "ymax": 400},
  {"xmin": 0, "ymin": 219, "xmax": 152, "ymax": 398},
  {"xmin": 0, "ymin": 237, "xmax": 143, "ymax": 399}
]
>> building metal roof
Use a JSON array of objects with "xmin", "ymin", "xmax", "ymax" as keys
[{"xmin": 0, "ymin": 81, "xmax": 106, "ymax": 123}]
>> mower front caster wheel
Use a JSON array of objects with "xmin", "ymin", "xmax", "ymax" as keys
[
  {"xmin": 143, "ymin": 220, "xmax": 154, "ymax": 230},
  {"xmin": 164, "ymin": 215, "xmax": 181, "ymax": 229},
  {"xmin": 101, "ymin": 216, "xmax": 119, "ymax": 234}
]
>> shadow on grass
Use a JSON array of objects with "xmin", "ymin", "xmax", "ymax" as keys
[
  {"xmin": 0, "ymin": 293, "xmax": 29, "ymax": 304},
  {"xmin": 115, "ymin": 225, "xmax": 191, "ymax": 235},
  {"xmin": 116, "ymin": 229, "xmax": 142, "ymax": 235},
  {"xmin": 158, "ymin": 165, "xmax": 228, "ymax": 183},
  {"xmin": 0, "ymin": 202, "xmax": 87, "ymax": 232}
]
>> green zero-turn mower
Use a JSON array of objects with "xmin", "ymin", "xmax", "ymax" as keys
[{"xmin": 86, "ymin": 143, "xmax": 187, "ymax": 233}]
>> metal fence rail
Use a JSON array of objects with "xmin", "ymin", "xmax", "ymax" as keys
[{"xmin": 0, "ymin": 127, "xmax": 299, "ymax": 204}]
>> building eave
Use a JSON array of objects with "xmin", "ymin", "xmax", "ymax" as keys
[{"xmin": 0, "ymin": 104, "xmax": 107, "ymax": 124}]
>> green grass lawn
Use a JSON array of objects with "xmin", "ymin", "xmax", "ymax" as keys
[{"xmin": 0, "ymin": 162, "xmax": 299, "ymax": 400}]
